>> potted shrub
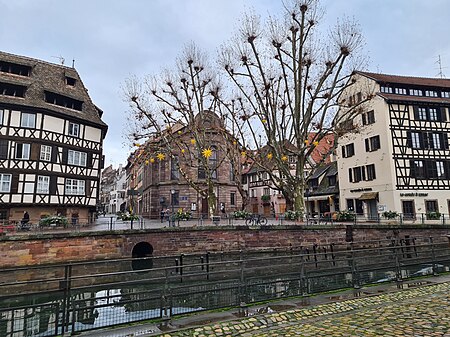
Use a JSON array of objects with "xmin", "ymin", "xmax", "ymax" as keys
[
  {"xmin": 284, "ymin": 210, "xmax": 302, "ymax": 220},
  {"xmin": 233, "ymin": 210, "xmax": 250, "ymax": 219},
  {"xmin": 336, "ymin": 210, "xmax": 356, "ymax": 222},
  {"xmin": 382, "ymin": 210, "xmax": 398, "ymax": 220},
  {"xmin": 261, "ymin": 195, "xmax": 271, "ymax": 204},
  {"xmin": 426, "ymin": 211, "xmax": 441, "ymax": 220}
]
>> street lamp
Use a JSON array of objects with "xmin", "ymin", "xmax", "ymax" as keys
[{"xmin": 170, "ymin": 189, "xmax": 176, "ymax": 227}]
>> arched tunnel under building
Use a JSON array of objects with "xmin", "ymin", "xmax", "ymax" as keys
[{"xmin": 131, "ymin": 242, "xmax": 154, "ymax": 271}]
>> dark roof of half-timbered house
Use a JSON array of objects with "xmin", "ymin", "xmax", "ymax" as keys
[
  {"xmin": 0, "ymin": 50, "xmax": 107, "ymax": 129},
  {"xmin": 356, "ymin": 71, "xmax": 450, "ymax": 88}
]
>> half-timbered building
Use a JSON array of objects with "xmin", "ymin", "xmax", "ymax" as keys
[
  {"xmin": 337, "ymin": 71, "xmax": 450, "ymax": 220},
  {"xmin": 0, "ymin": 51, "xmax": 107, "ymax": 224}
]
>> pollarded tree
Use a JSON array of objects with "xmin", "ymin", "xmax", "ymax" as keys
[
  {"xmin": 124, "ymin": 44, "xmax": 244, "ymax": 217},
  {"xmin": 219, "ymin": 0, "xmax": 372, "ymax": 214}
]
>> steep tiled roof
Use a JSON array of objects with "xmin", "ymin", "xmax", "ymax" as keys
[
  {"xmin": 0, "ymin": 50, "xmax": 107, "ymax": 128},
  {"xmin": 356, "ymin": 71, "xmax": 450, "ymax": 88}
]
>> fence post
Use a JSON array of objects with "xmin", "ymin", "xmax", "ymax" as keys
[
  {"xmin": 109, "ymin": 216, "xmax": 113, "ymax": 231},
  {"xmin": 391, "ymin": 239, "xmax": 402, "ymax": 283},
  {"xmin": 429, "ymin": 237, "xmax": 438, "ymax": 276},
  {"xmin": 206, "ymin": 251, "xmax": 210, "ymax": 280},
  {"xmin": 238, "ymin": 250, "xmax": 247, "ymax": 311},
  {"xmin": 180, "ymin": 253, "xmax": 184, "ymax": 283},
  {"xmin": 60, "ymin": 264, "xmax": 72, "ymax": 336},
  {"xmin": 350, "ymin": 243, "xmax": 360, "ymax": 288}
]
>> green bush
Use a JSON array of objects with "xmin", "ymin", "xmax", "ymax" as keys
[
  {"xmin": 233, "ymin": 210, "xmax": 251, "ymax": 219},
  {"xmin": 39, "ymin": 216, "xmax": 68, "ymax": 227},
  {"xmin": 119, "ymin": 213, "xmax": 140, "ymax": 221},
  {"xmin": 382, "ymin": 210, "xmax": 398, "ymax": 219},
  {"xmin": 284, "ymin": 210, "xmax": 302, "ymax": 220},
  {"xmin": 261, "ymin": 195, "xmax": 270, "ymax": 203},
  {"xmin": 426, "ymin": 211, "xmax": 441, "ymax": 220},
  {"xmin": 336, "ymin": 210, "xmax": 356, "ymax": 221}
]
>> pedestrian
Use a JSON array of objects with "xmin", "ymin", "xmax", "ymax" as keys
[
  {"xmin": 160, "ymin": 209, "xmax": 165, "ymax": 223},
  {"xmin": 21, "ymin": 211, "xmax": 30, "ymax": 225}
]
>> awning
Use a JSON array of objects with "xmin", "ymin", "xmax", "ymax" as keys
[{"xmin": 359, "ymin": 192, "xmax": 378, "ymax": 200}]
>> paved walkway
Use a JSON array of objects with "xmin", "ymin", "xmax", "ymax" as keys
[
  {"xmin": 81, "ymin": 276, "xmax": 450, "ymax": 337},
  {"xmin": 158, "ymin": 281, "xmax": 450, "ymax": 337}
]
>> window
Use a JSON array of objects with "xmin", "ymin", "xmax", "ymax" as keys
[
  {"xmin": 37, "ymin": 176, "xmax": 50, "ymax": 194},
  {"xmin": 429, "ymin": 108, "xmax": 438, "ymax": 121},
  {"xmin": 21, "ymin": 113, "xmax": 35, "ymax": 128},
  {"xmin": 365, "ymin": 135, "xmax": 380, "ymax": 152},
  {"xmin": 0, "ymin": 109, "xmax": 3, "ymax": 125},
  {"xmin": 437, "ymin": 161, "xmax": 445, "ymax": 178},
  {"xmin": 380, "ymin": 86, "xmax": 392, "ymax": 93},
  {"xmin": 409, "ymin": 89, "xmax": 422, "ymax": 96},
  {"xmin": 411, "ymin": 132, "xmax": 421, "ymax": 149},
  {"xmin": 68, "ymin": 150, "xmax": 87, "ymax": 166},
  {"xmin": 342, "ymin": 143, "xmax": 355, "ymax": 158},
  {"xmin": 366, "ymin": 164, "xmax": 376, "ymax": 180},
  {"xmin": 395, "ymin": 88, "xmax": 407, "ymax": 95},
  {"xmin": 65, "ymin": 77, "xmax": 76, "ymax": 86},
  {"xmin": 417, "ymin": 107, "xmax": 427, "ymax": 120},
  {"xmin": 0, "ymin": 174, "xmax": 11, "ymax": 192},
  {"xmin": 171, "ymin": 156, "xmax": 179, "ymax": 180},
  {"xmin": 351, "ymin": 166, "xmax": 363, "ymax": 182},
  {"xmin": 230, "ymin": 192, "xmax": 236, "ymax": 206},
  {"xmin": 362, "ymin": 110, "xmax": 375, "ymax": 125},
  {"xmin": 411, "ymin": 160, "xmax": 425, "ymax": 178},
  {"xmin": 65, "ymin": 179, "xmax": 85, "ymax": 195},
  {"xmin": 432, "ymin": 133, "xmax": 441, "ymax": 149},
  {"xmin": 425, "ymin": 90, "xmax": 438, "ymax": 97},
  {"xmin": 40, "ymin": 145, "xmax": 52, "ymax": 161},
  {"xmin": 68, "ymin": 122, "xmax": 79, "ymax": 137},
  {"xmin": 263, "ymin": 187, "xmax": 270, "ymax": 196},
  {"xmin": 0, "ymin": 82, "xmax": 26, "ymax": 97},
  {"xmin": 45, "ymin": 91, "xmax": 83, "ymax": 111},
  {"xmin": 442, "ymin": 91, "xmax": 450, "ymax": 98},
  {"xmin": 0, "ymin": 61, "xmax": 31, "ymax": 76},
  {"xmin": 15, "ymin": 143, "xmax": 30, "ymax": 159},
  {"xmin": 328, "ymin": 175, "xmax": 336, "ymax": 186}
]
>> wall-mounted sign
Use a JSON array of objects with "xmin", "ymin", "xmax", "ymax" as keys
[
  {"xmin": 400, "ymin": 193, "xmax": 428, "ymax": 197},
  {"xmin": 350, "ymin": 188, "xmax": 373, "ymax": 193}
]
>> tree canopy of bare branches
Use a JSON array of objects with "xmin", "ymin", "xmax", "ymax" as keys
[{"xmin": 218, "ymin": 0, "xmax": 370, "ymax": 214}]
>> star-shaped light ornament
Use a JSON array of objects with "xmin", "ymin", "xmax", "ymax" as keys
[
  {"xmin": 304, "ymin": 140, "xmax": 309, "ymax": 145},
  {"xmin": 181, "ymin": 149, "xmax": 185, "ymax": 154},
  {"xmin": 133, "ymin": 142, "xmax": 141, "ymax": 147},
  {"xmin": 241, "ymin": 151, "xmax": 247, "ymax": 157},
  {"xmin": 267, "ymin": 153, "xmax": 273, "ymax": 160},
  {"xmin": 157, "ymin": 153, "xmax": 165, "ymax": 161},
  {"xmin": 150, "ymin": 157, "xmax": 155, "ymax": 163},
  {"xmin": 145, "ymin": 160, "xmax": 149, "ymax": 165},
  {"xmin": 202, "ymin": 148, "xmax": 213, "ymax": 158},
  {"xmin": 262, "ymin": 119, "xmax": 267, "ymax": 124},
  {"xmin": 281, "ymin": 155, "xmax": 288, "ymax": 162},
  {"xmin": 313, "ymin": 141, "xmax": 319, "ymax": 146},
  {"xmin": 190, "ymin": 139, "xmax": 196, "ymax": 145}
]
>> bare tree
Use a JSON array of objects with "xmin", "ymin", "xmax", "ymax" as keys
[
  {"xmin": 124, "ymin": 44, "xmax": 244, "ymax": 216},
  {"xmin": 219, "ymin": 0, "xmax": 371, "ymax": 214}
]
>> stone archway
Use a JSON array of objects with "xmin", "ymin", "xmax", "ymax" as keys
[{"xmin": 131, "ymin": 242, "xmax": 154, "ymax": 271}]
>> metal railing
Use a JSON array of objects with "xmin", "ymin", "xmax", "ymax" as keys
[{"xmin": 0, "ymin": 237, "xmax": 449, "ymax": 336}]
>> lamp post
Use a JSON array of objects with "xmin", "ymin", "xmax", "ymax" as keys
[
  {"xmin": 170, "ymin": 189, "xmax": 176, "ymax": 227},
  {"xmin": 305, "ymin": 188, "xmax": 310, "ymax": 225}
]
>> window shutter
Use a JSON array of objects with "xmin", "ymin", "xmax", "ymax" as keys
[
  {"xmin": 406, "ymin": 131, "xmax": 412, "ymax": 148},
  {"xmin": 413, "ymin": 106, "xmax": 419, "ymax": 120},
  {"xmin": 348, "ymin": 168, "xmax": 353, "ymax": 182},
  {"xmin": 11, "ymin": 174, "xmax": 19, "ymax": 193},
  {"xmin": 365, "ymin": 139, "xmax": 370, "ymax": 152},
  {"xmin": 419, "ymin": 133, "xmax": 425, "ymax": 149},
  {"xmin": 441, "ymin": 107, "xmax": 448, "ymax": 122},
  {"xmin": 0, "ymin": 140, "xmax": 8, "ymax": 159},
  {"xmin": 443, "ymin": 133, "xmax": 449, "ymax": 149},
  {"xmin": 62, "ymin": 148, "xmax": 68, "ymax": 164},
  {"xmin": 362, "ymin": 113, "xmax": 367, "ymax": 125},
  {"xmin": 87, "ymin": 152, "xmax": 93, "ymax": 168},
  {"xmin": 16, "ymin": 143, "xmax": 23, "ymax": 159},
  {"xmin": 51, "ymin": 146, "xmax": 58, "ymax": 163},
  {"xmin": 49, "ymin": 176, "xmax": 57, "ymax": 195},
  {"xmin": 342, "ymin": 146, "xmax": 346, "ymax": 158},
  {"xmin": 362, "ymin": 166, "xmax": 366, "ymax": 181}
]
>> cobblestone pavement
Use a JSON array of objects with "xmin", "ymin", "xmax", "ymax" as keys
[{"xmin": 156, "ymin": 282, "xmax": 450, "ymax": 337}]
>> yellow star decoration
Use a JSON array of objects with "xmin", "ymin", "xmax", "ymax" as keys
[
  {"xmin": 133, "ymin": 142, "xmax": 140, "ymax": 147},
  {"xmin": 304, "ymin": 140, "xmax": 309, "ymax": 145},
  {"xmin": 190, "ymin": 139, "xmax": 196, "ymax": 145},
  {"xmin": 241, "ymin": 151, "xmax": 247, "ymax": 157},
  {"xmin": 267, "ymin": 153, "xmax": 273, "ymax": 160},
  {"xmin": 181, "ymin": 149, "xmax": 185, "ymax": 154},
  {"xmin": 202, "ymin": 148, "xmax": 213, "ymax": 158},
  {"xmin": 233, "ymin": 140, "xmax": 237, "ymax": 145},
  {"xmin": 281, "ymin": 155, "xmax": 288, "ymax": 162},
  {"xmin": 178, "ymin": 131, "xmax": 182, "ymax": 135},
  {"xmin": 145, "ymin": 160, "xmax": 149, "ymax": 165},
  {"xmin": 262, "ymin": 119, "xmax": 267, "ymax": 123},
  {"xmin": 157, "ymin": 153, "xmax": 165, "ymax": 161},
  {"xmin": 313, "ymin": 141, "xmax": 319, "ymax": 146},
  {"xmin": 150, "ymin": 157, "xmax": 155, "ymax": 163}
]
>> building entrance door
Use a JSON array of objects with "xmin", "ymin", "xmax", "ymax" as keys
[{"xmin": 366, "ymin": 200, "xmax": 378, "ymax": 220}]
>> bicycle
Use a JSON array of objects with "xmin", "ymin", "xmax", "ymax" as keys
[{"xmin": 245, "ymin": 213, "xmax": 268, "ymax": 226}]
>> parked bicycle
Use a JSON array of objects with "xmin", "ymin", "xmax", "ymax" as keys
[{"xmin": 245, "ymin": 213, "xmax": 268, "ymax": 226}]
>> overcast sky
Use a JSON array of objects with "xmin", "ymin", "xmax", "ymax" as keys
[{"xmin": 2, "ymin": 0, "xmax": 450, "ymax": 168}]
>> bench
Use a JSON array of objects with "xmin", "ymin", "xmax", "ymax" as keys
[{"xmin": 211, "ymin": 216, "xmax": 221, "ymax": 225}]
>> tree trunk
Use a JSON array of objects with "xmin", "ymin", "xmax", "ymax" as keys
[
  {"xmin": 293, "ymin": 186, "xmax": 305, "ymax": 216},
  {"xmin": 207, "ymin": 182, "xmax": 217, "ymax": 217}
]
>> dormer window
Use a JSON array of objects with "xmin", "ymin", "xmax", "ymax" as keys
[
  {"xmin": 65, "ymin": 76, "xmax": 76, "ymax": 87},
  {"xmin": 44, "ymin": 91, "xmax": 82, "ymax": 111},
  {"xmin": 380, "ymin": 86, "xmax": 393, "ymax": 94},
  {"xmin": 425, "ymin": 90, "xmax": 438, "ymax": 97},
  {"xmin": 0, "ymin": 61, "xmax": 31, "ymax": 77},
  {"xmin": 0, "ymin": 82, "xmax": 26, "ymax": 97}
]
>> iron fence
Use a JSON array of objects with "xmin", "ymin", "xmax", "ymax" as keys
[{"xmin": 0, "ymin": 237, "xmax": 449, "ymax": 336}]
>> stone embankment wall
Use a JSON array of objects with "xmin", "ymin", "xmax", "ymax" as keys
[{"xmin": 0, "ymin": 225, "xmax": 449, "ymax": 267}]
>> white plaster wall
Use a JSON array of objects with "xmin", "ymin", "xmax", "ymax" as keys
[{"xmin": 84, "ymin": 126, "xmax": 102, "ymax": 142}]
